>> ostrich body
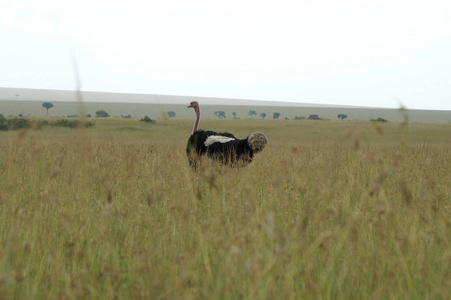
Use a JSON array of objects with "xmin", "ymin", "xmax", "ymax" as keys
[{"xmin": 186, "ymin": 101, "xmax": 267, "ymax": 167}]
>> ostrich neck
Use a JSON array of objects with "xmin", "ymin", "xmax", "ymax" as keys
[{"xmin": 192, "ymin": 106, "xmax": 200, "ymax": 134}]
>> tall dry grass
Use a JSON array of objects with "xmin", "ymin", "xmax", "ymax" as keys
[{"xmin": 0, "ymin": 119, "xmax": 450, "ymax": 299}]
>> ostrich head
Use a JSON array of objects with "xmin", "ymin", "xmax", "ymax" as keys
[
  {"xmin": 247, "ymin": 132, "xmax": 267, "ymax": 153},
  {"xmin": 187, "ymin": 101, "xmax": 199, "ymax": 110}
]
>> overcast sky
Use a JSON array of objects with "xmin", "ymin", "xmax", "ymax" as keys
[{"xmin": 1, "ymin": 0, "xmax": 450, "ymax": 110}]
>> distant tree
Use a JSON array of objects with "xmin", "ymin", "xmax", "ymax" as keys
[
  {"xmin": 214, "ymin": 111, "xmax": 227, "ymax": 119},
  {"xmin": 248, "ymin": 110, "xmax": 257, "ymax": 118},
  {"xmin": 232, "ymin": 112, "xmax": 237, "ymax": 119},
  {"xmin": 167, "ymin": 111, "xmax": 176, "ymax": 118},
  {"xmin": 122, "ymin": 115, "xmax": 132, "ymax": 118},
  {"xmin": 86, "ymin": 114, "xmax": 92, "ymax": 118},
  {"xmin": 294, "ymin": 116, "xmax": 306, "ymax": 120},
  {"xmin": 370, "ymin": 117, "xmax": 388, "ymax": 122},
  {"xmin": 42, "ymin": 102, "xmax": 54, "ymax": 116},
  {"xmin": 308, "ymin": 114, "xmax": 320, "ymax": 120},
  {"xmin": 18, "ymin": 114, "xmax": 24, "ymax": 117},
  {"xmin": 95, "ymin": 110, "xmax": 109, "ymax": 118},
  {"xmin": 260, "ymin": 112, "xmax": 267, "ymax": 119},
  {"xmin": 0, "ymin": 113, "xmax": 4, "ymax": 117},
  {"xmin": 273, "ymin": 112, "xmax": 281, "ymax": 119},
  {"xmin": 337, "ymin": 114, "xmax": 348, "ymax": 120},
  {"xmin": 140, "ymin": 116, "xmax": 156, "ymax": 124}
]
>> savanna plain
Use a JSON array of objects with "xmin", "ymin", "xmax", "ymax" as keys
[{"xmin": 0, "ymin": 117, "xmax": 450, "ymax": 299}]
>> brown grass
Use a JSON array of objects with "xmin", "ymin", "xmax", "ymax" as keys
[{"xmin": 0, "ymin": 118, "xmax": 450, "ymax": 299}]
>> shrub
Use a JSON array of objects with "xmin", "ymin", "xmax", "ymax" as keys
[
  {"xmin": 214, "ymin": 111, "xmax": 226, "ymax": 119},
  {"xmin": 49, "ymin": 119, "xmax": 95, "ymax": 128},
  {"xmin": 7, "ymin": 117, "xmax": 32, "ymax": 130},
  {"xmin": 85, "ymin": 121, "xmax": 95, "ymax": 128},
  {"xmin": 0, "ymin": 117, "xmax": 8, "ymax": 131},
  {"xmin": 33, "ymin": 120, "xmax": 50, "ymax": 130},
  {"xmin": 139, "ymin": 116, "xmax": 156, "ymax": 124},
  {"xmin": 51, "ymin": 119, "xmax": 78, "ymax": 128},
  {"xmin": 0, "ymin": 118, "xmax": 95, "ymax": 131},
  {"xmin": 337, "ymin": 114, "xmax": 348, "ymax": 120},
  {"xmin": 308, "ymin": 114, "xmax": 321, "ymax": 120},
  {"xmin": 95, "ymin": 110, "xmax": 109, "ymax": 118},
  {"xmin": 370, "ymin": 117, "xmax": 388, "ymax": 122}
]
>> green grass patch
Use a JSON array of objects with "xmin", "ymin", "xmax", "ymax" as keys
[{"xmin": 115, "ymin": 126, "xmax": 144, "ymax": 131}]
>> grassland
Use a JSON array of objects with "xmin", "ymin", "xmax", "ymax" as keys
[{"xmin": 0, "ymin": 118, "xmax": 450, "ymax": 299}]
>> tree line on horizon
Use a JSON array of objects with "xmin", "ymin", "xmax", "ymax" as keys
[{"xmin": 0, "ymin": 102, "xmax": 369, "ymax": 122}]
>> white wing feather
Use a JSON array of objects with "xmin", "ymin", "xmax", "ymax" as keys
[{"xmin": 204, "ymin": 135, "xmax": 236, "ymax": 147}]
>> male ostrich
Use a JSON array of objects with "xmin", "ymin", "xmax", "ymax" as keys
[{"xmin": 186, "ymin": 101, "xmax": 267, "ymax": 167}]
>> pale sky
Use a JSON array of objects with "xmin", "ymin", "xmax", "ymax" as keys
[{"xmin": 1, "ymin": 0, "xmax": 450, "ymax": 110}]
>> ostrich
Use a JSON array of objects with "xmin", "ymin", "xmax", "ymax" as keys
[{"xmin": 186, "ymin": 101, "xmax": 267, "ymax": 167}]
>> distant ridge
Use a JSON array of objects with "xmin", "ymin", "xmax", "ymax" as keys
[
  {"xmin": 1, "ymin": 87, "xmax": 450, "ymax": 123},
  {"xmin": 0, "ymin": 87, "xmax": 367, "ymax": 108}
]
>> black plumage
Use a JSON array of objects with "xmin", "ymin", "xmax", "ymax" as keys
[{"xmin": 187, "ymin": 130, "xmax": 255, "ymax": 166}]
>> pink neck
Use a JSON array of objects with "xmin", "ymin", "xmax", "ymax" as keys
[{"xmin": 192, "ymin": 106, "xmax": 200, "ymax": 134}]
